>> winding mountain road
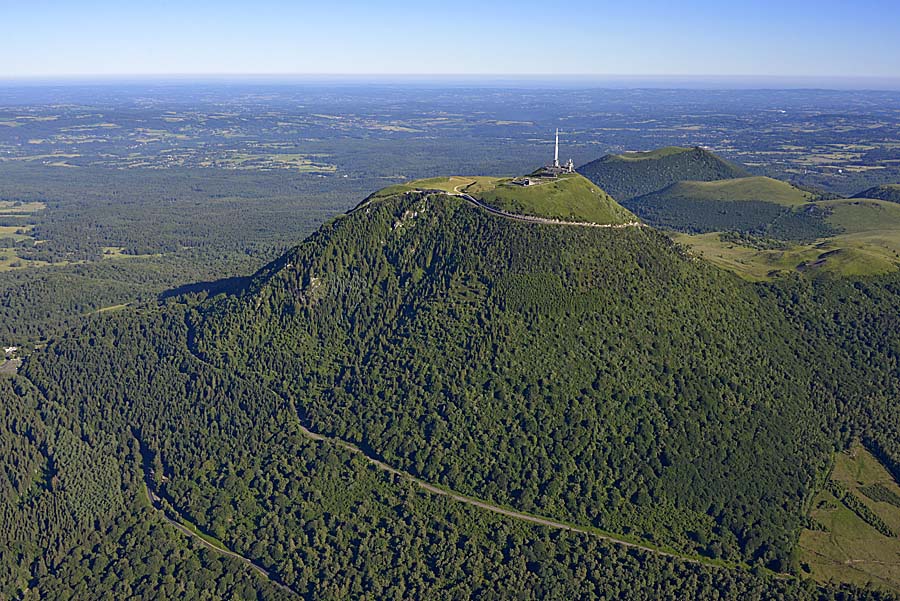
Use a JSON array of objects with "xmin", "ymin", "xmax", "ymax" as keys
[
  {"xmin": 133, "ymin": 198, "xmax": 784, "ymax": 594},
  {"xmin": 287, "ymin": 417, "xmax": 705, "ymax": 564},
  {"xmin": 175, "ymin": 323, "xmax": 767, "ymax": 579}
]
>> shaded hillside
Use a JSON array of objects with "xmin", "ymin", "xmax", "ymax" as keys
[
  {"xmin": 577, "ymin": 146, "xmax": 749, "ymax": 201},
  {"xmin": 193, "ymin": 188, "xmax": 831, "ymax": 569},
  {"xmin": 855, "ymin": 184, "xmax": 900, "ymax": 204},
  {"xmin": 629, "ymin": 177, "xmax": 832, "ymax": 241}
]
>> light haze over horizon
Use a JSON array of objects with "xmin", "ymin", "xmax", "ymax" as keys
[{"xmin": 3, "ymin": 0, "xmax": 900, "ymax": 85}]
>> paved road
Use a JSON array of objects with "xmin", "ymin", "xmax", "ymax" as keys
[{"xmin": 273, "ymin": 358, "xmax": 796, "ymax": 581}]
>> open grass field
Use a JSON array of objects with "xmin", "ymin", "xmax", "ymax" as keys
[
  {"xmin": 89, "ymin": 303, "xmax": 130, "ymax": 315},
  {"xmin": 672, "ymin": 232, "xmax": 823, "ymax": 281},
  {"xmin": 0, "ymin": 225, "xmax": 33, "ymax": 241},
  {"xmin": 827, "ymin": 198, "xmax": 900, "ymax": 232},
  {"xmin": 655, "ymin": 176, "xmax": 812, "ymax": 207},
  {"xmin": 798, "ymin": 444, "xmax": 900, "ymax": 593},
  {"xmin": 674, "ymin": 198, "xmax": 900, "ymax": 279},
  {"xmin": 0, "ymin": 255, "xmax": 52, "ymax": 272},
  {"xmin": 0, "ymin": 201, "xmax": 46, "ymax": 214}
]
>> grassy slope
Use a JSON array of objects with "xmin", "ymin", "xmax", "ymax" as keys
[
  {"xmin": 410, "ymin": 175, "xmax": 505, "ymax": 194},
  {"xmin": 799, "ymin": 444, "xmax": 900, "ymax": 594},
  {"xmin": 474, "ymin": 173, "xmax": 636, "ymax": 225},
  {"xmin": 674, "ymin": 198, "xmax": 900, "ymax": 280},
  {"xmin": 671, "ymin": 233, "xmax": 823, "ymax": 282},
  {"xmin": 645, "ymin": 177, "xmax": 812, "ymax": 207}
]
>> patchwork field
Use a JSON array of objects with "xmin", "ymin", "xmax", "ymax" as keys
[
  {"xmin": 0, "ymin": 201, "xmax": 46, "ymax": 214},
  {"xmin": 0, "ymin": 225, "xmax": 33, "ymax": 241},
  {"xmin": 210, "ymin": 153, "xmax": 337, "ymax": 172},
  {"xmin": 0, "ymin": 201, "xmax": 44, "ymax": 270}
]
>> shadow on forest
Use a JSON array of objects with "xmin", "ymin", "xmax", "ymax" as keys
[{"xmin": 159, "ymin": 276, "xmax": 250, "ymax": 301}]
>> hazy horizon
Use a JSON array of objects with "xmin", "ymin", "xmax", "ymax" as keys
[
  {"xmin": 2, "ymin": 74, "xmax": 900, "ymax": 92},
  {"xmin": 3, "ymin": 0, "xmax": 899, "ymax": 81}
]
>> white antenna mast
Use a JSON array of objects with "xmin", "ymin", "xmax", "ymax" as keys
[{"xmin": 554, "ymin": 128, "xmax": 560, "ymax": 168}]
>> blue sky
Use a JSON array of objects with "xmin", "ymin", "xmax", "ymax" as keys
[{"xmin": 2, "ymin": 0, "xmax": 899, "ymax": 78}]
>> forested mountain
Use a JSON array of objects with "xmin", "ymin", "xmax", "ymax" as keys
[
  {"xmin": 193, "ymin": 188, "xmax": 900, "ymax": 571},
  {"xmin": 4, "ymin": 184, "xmax": 900, "ymax": 598},
  {"xmin": 577, "ymin": 146, "xmax": 749, "ymax": 201}
]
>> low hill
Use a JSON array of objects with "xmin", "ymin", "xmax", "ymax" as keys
[
  {"xmin": 627, "ymin": 176, "xmax": 826, "ymax": 240},
  {"xmin": 644, "ymin": 177, "xmax": 812, "ymax": 207},
  {"xmin": 854, "ymin": 184, "xmax": 900, "ymax": 204},
  {"xmin": 577, "ymin": 146, "xmax": 749, "ymax": 201}
]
